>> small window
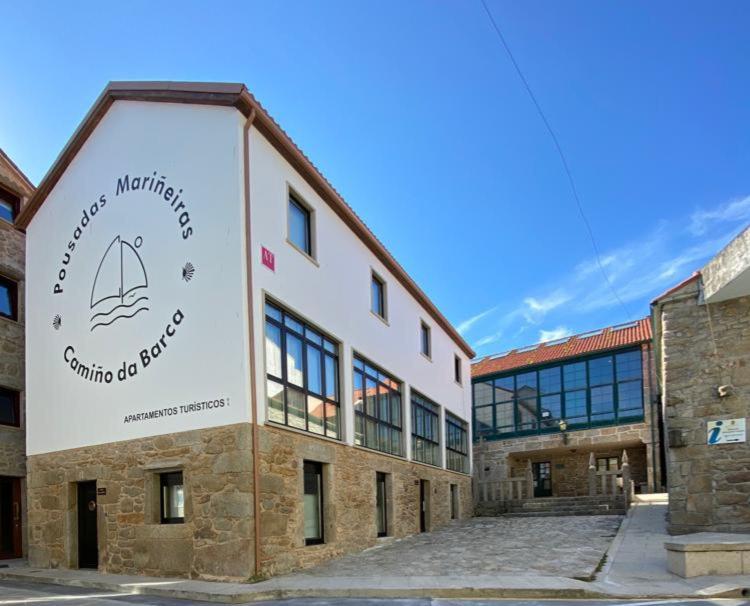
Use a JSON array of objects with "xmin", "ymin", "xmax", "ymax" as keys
[
  {"xmin": 160, "ymin": 471, "xmax": 185, "ymax": 524},
  {"xmin": 0, "ymin": 277, "xmax": 17, "ymax": 321},
  {"xmin": 303, "ymin": 461, "xmax": 324, "ymax": 545},
  {"xmin": 376, "ymin": 472, "xmax": 388, "ymax": 537},
  {"xmin": 596, "ymin": 457, "xmax": 619, "ymax": 472},
  {"xmin": 0, "ymin": 187, "xmax": 19, "ymax": 224},
  {"xmin": 0, "ymin": 388, "xmax": 20, "ymax": 427},
  {"xmin": 371, "ymin": 272, "xmax": 386, "ymax": 320},
  {"xmin": 420, "ymin": 322, "xmax": 431, "ymax": 358},
  {"xmin": 454, "ymin": 355, "xmax": 462, "ymax": 384},
  {"xmin": 288, "ymin": 194, "xmax": 312, "ymax": 256}
]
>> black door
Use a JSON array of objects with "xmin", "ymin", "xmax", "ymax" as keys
[
  {"xmin": 0, "ymin": 477, "xmax": 22, "ymax": 559},
  {"xmin": 419, "ymin": 480, "xmax": 427, "ymax": 532},
  {"xmin": 532, "ymin": 462, "xmax": 552, "ymax": 498},
  {"xmin": 77, "ymin": 481, "xmax": 98, "ymax": 569}
]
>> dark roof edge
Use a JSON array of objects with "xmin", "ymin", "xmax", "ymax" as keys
[{"xmin": 17, "ymin": 81, "xmax": 475, "ymax": 358}]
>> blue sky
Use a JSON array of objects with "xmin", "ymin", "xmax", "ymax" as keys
[{"xmin": 3, "ymin": 1, "xmax": 749, "ymax": 357}]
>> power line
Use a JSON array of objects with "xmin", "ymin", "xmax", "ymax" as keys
[{"xmin": 479, "ymin": 0, "xmax": 634, "ymax": 321}]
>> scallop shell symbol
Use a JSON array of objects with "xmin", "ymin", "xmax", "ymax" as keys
[
  {"xmin": 52, "ymin": 314, "xmax": 62, "ymax": 330},
  {"xmin": 182, "ymin": 262, "xmax": 195, "ymax": 283}
]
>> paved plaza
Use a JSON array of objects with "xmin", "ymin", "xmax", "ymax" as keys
[{"xmin": 295, "ymin": 515, "xmax": 623, "ymax": 579}]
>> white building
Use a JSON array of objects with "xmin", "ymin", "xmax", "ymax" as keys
[{"xmin": 20, "ymin": 82, "xmax": 474, "ymax": 580}]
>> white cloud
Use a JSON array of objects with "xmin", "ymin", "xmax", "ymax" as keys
[
  {"xmin": 456, "ymin": 305, "xmax": 498, "ymax": 335},
  {"xmin": 522, "ymin": 290, "xmax": 571, "ymax": 324},
  {"xmin": 689, "ymin": 195, "xmax": 750, "ymax": 236},
  {"xmin": 473, "ymin": 331, "xmax": 503, "ymax": 349},
  {"xmin": 539, "ymin": 326, "xmax": 572, "ymax": 342}
]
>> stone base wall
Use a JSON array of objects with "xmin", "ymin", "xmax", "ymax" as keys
[
  {"xmin": 658, "ymin": 278, "xmax": 750, "ymax": 534},
  {"xmin": 476, "ymin": 422, "xmax": 657, "ymax": 497},
  {"xmin": 258, "ymin": 424, "xmax": 473, "ymax": 577},
  {"xmin": 27, "ymin": 422, "xmax": 472, "ymax": 580},
  {"xmin": 27, "ymin": 423, "xmax": 254, "ymax": 581}
]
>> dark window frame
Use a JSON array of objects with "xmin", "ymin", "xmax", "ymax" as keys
[
  {"xmin": 264, "ymin": 300, "xmax": 341, "ymax": 440},
  {"xmin": 375, "ymin": 471, "xmax": 388, "ymax": 538},
  {"xmin": 159, "ymin": 471, "xmax": 185, "ymax": 524},
  {"xmin": 303, "ymin": 460, "xmax": 324, "ymax": 546},
  {"xmin": 371, "ymin": 272, "xmax": 387, "ymax": 320},
  {"xmin": 0, "ymin": 276, "xmax": 18, "ymax": 321},
  {"xmin": 420, "ymin": 321, "xmax": 431, "ymax": 358},
  {"xmin": 0, "ymin": 185, "xmax": 20, "ymax": 224},
  {"xmin": 471, "ymin": 346, "xmax": 645, "ymax": 441},
  {"xmin": 445, "ymin": 412, "xmax": 469, "ymax": 473},
  {"xmin": 0, "ymin": 387, "xmax": 20, "ymax": 428},
  {"xmin": 411, "ymin": 390, "xmax": 440, "ymax": 467},
  {"xmin": 454, "ymin": 355, "xmax": 462, "ymax": 384},
  {"xmin": 353, "ymin": 354, "xmax": 403, "ymax": 456},
  {"xmin": 288, "ymin": 191, "xmax": 313, "ymax": 257}
]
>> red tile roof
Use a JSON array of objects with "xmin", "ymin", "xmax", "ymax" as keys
[{"xmin": 471, "ymin": 317, "xmax": 652, "ymax": 378}]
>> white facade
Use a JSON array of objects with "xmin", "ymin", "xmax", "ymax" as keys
[{"xmin": 25, "ymin": 91, "xmax": 472, "ymax": 473}]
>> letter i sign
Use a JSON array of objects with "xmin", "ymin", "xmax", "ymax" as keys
[{"xmin": 261, "ymin": 246, "xmax": 275, "ymax": 272}]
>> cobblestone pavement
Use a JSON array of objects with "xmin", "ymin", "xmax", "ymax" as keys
[{"xmin": 297, "ymin": 516, "xmax": 623, "ymax": 579}]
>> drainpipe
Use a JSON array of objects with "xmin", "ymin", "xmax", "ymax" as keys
[{"xmin": 242, "ymin": 109, "xmax": 262, "ymax": 577}]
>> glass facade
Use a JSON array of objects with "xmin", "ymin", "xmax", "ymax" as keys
[
  {"xmin": 473, "ymin": 348, "xmax": 644, "ymax": 439},
  {"xmin": 353, "ymin": 355, "xmax": 403, "ymax": 456},
  {"xmin": 445, "ymin": 412, "xmax": 469, "ymax": 473},
  {"xmin": 411, "ymin": 391, "xmax": 440, "ymax": 466},
  {"xmin": 265, "ymin": 301, "xmax": 340, "ymax": 439}
]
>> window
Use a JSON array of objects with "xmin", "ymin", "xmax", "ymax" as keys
[
  {"xmin": 597, "ymin": 456, "xmax": 619, "ymax": 472},
  {"xmin": 446, "ymin": 413, "xmax": 469, "ymax": 473},
  {"xmin": 160, "ymin": 471, "xmax": 184, "ymax": 524},
  {"xmin": 303, "ymin": 461, "xmax": 324, "ymax": 545},
  {"xmin": 0, "ymin": 277, "xmax": 17, "ymax": 321},
  {"xmin": 471, "ymin": 347, "xmax": 645, "ymax": 438},
  {"xmin": 288, "ymin": 193, "xmax": 313, "ymax": 256},
  {"xmin": 0, "ymin": 187, "xmax": 19, "ymax": 224},
  {"xmin": 454, "ymin": 355, "xmax": 462, "ymax": 384},
  {"xmin": 0, "ymin": 388, "xmax": 20, "ymax": 427},
  {"xmin": 411, "ymin": 391, "xmax": 440, "ymax": 466},
  {"xmin": 420, "ymin": 322, "xmax": 431, "ymax": 358},
  {"xmin": 353, "ymin": 355, "xmax": 403, "ymax": 456},
  {"xmin": 371, "ymin": 272, "xmax": 386, "ymax": 320},
  {"xmin": 375, "ymin": 472, "xmax": 388, "ymax": 537},
  {"xmin": 264, "ymin": 301, "xmax": 340, "ymax": 439},
  {"xmin": 450, "ymin": 484, "xmax": 459, "ymax": 520}
]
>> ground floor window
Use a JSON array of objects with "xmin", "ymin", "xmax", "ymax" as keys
[
  {"xmin": 0, "ymin": 388, "xmax": 20, "ymax": 428},
  {"xmin": 303, "ymin": 461, "xmax": 324, "ymax": 545},
  {"xmin": 450, "ymin": 484, "xmax": 459, "ymax": 520},
  {"xmin": 596, "ymin": 456, "xmax": 619, "ymax": 472},
  {"xmin": 376, "ymin": 472, "xmax": 388, "ymax": 537},
  {"xmin": 160, "ymin": 471, "xmax": 184, "ymax": 524}
]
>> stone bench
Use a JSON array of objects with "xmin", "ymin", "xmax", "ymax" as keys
[{"xmin": 665, "ymin": 532, "xmax": 750, "ymax": 577}]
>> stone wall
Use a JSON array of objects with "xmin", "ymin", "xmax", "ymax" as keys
[
  {"xmin": 656, "ymin": 276, "xmax": 750, "ymax": 534},
  {"xmin": 27, "ymin": 422, "xmax": 472, "ymax": 580},
  {"xmin": 27, "ymin": 423, "xmax": 254, "ymax": 580},
  {"xmin": 258, "ymin": 424, "xmax": 472, "ymax": 577}
]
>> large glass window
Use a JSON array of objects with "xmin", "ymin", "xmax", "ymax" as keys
[
  {"xmin": 445, "ymin": 412, "xmax": 469, "ymax": 473},
  {"xmin": 411, "ymin": 391, "xmax": 440, "ymax": 466},
  {"xmin": 303, "ymin": 461, "xmax": 324, "ymax": 545},
  {"xmin": 353, "ymin": 355, "xmax": 402, "ymax": 456},
  {"xmin": 472, "ymin": 348, "xmax": 645, "ymax": 438},
  {"xmin": 265, "ymin": 301, "xmax": 340, "ymax": 439},
  {"xmin": 289, "ymin": 194, "xmax": 312, "ymax": 256}
]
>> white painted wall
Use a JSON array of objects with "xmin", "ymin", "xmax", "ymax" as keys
[
  {"xmin": 248, "ymin": 128, "xmax": 472, "ymax": 468},
  {"xmin": 26, "ymin": 101, "xmax": 251, "ymax": 454}
]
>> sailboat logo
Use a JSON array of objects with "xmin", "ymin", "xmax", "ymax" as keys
[{"xmin": 90, "ymin": 235, "xmax": 149, "ymax": 331}]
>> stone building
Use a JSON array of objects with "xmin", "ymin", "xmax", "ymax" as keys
[
  {"xmin": 652, "ymin": 226, "xmax": 750, "ymax": 534},
  {"xmin": 0, "ymin": 148, "xmax": 33, "ymax": 560},
  {"xmin": 472, "ymin": 318, "xmax": 663, "ymax": 506},
  {"xmin": 20, "ymin": 82, "xmax": 474, "ymax": 580}
]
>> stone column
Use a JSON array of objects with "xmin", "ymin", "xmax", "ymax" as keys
[
  {"xmin": 588, "ymin": 452, "xmax": 597, "ymax": 496},
  {"xmin": 525, "ymin": 459, "xmax": 534, "ymax": 499},
  {"xmin": 621, "ymin": 449, "xmax": 632, "ymax": 503}
]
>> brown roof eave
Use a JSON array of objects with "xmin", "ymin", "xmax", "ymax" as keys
[{"xmin": 17, "ymin": 81, "xmax": 475, "ymax": 358}]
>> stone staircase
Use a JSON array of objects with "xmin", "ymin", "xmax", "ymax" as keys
[{"xmin": 476, "ymin": 495, "xmax": 628, "ymax": 517}]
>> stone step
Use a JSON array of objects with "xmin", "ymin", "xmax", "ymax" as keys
[{"xmin": 504, "ymin": 510, "xmax": 626, "ymax": 517}]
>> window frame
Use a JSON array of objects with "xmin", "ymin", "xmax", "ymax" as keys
[
  {"xmin": 471, "ymin": 346, "xmax": 645, "ymax": 440},
  {"xmin": 353, "ymin": 354, "xmax": 403, "ymax": 457},
  {"xmin": 0, "ymin": 185, "xmax": 20, "ymax": 224},
  {"xmin": 370, "ymin": 271, "xmax": 387, "ymax": 322},
  {"xmin": 420, "ymin": 321, "xmax": 432, "ymax": 359},
  {"xmin": 303, "ymin": 460, "xmax": 324, "ymax": 546},
  {"xmin": 445, "ymin": 412, "xmax": 469, "ymax": 474},
  {"xmin": 454, "ymin": 354, "xmax": 462, "ymax": 385},
  {"xmin": 0, "ymin": 387, "xmax": 20, "ymax": 428},
  {"xmin": 410, "ymin": 390, "xmax": 441, "ymax": 467},
  {"xmin": 287, "ymin": 189, "xmax": 315, "ymax": 260},
  {"xmin": 159, "ymin": 471, "xmax": 185, "ymax": 524},
  {"xmin": 0, "ymin": 275, "xmax": 18, "ymax": 321},
  {"xmin": 264, "ymin": 299, "xmax": 341, "ymax": 440},
  {"xmin": 375, "ymin": 471, "xmax": 388, "ymax": 538}
]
